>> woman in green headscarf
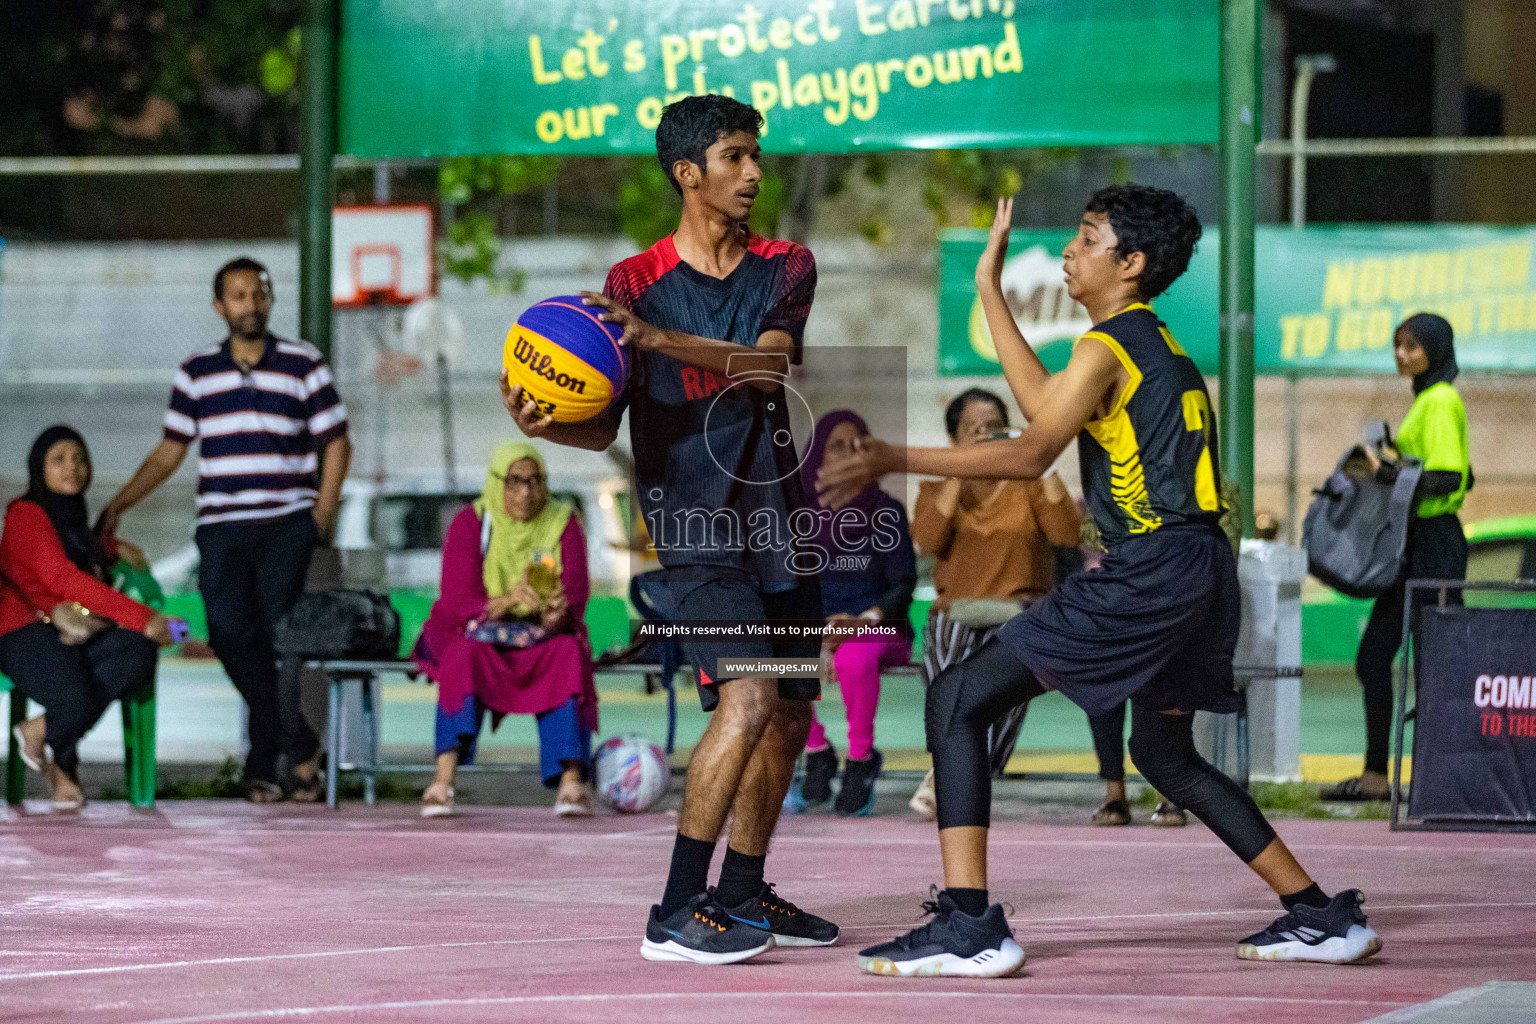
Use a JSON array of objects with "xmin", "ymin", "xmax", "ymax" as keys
[{"xmin": 412, "ymin": 441, "xmax": 598, "ymax": 818}]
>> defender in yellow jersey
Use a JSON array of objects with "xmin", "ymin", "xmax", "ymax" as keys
[
  {"xmin": 823, "ymin": 186, "xmax": 1379, "ymax": 976},
  {"xmin": 1075, "ymin": 302, "xmax": 1224, "ymax": 545}
]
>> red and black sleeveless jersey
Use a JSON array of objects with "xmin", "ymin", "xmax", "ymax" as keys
[
  {"xmin": 1076, "ymin": 304, "xmax": 1226, "ymax": 548},
  {"xmin": 602, "ymin": 233, "xmax": 816, "ymax": 581}
]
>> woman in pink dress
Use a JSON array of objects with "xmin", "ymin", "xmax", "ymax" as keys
[{"xmin": 412, "ymin": 442, "xmax": 598, "ymax": 818}]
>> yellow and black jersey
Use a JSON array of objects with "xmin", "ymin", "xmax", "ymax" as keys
[{"xmin": 1075, "ymin": 304, "xmax": 1225, "ymax": 547}]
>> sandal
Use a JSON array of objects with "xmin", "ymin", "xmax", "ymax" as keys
[
  {"xmin": 421, "ymin": 782, "xmax": 455, "ymax": 818},
  {"xmin": 13, "ymin": 717, "xmax": 47, "ymax": 773},
  {"xmin": 288, "ymin": 777, "xmax": 324, "ymax": 804},
  {"xmin": 909, "ymin": 769, "xmax": 937, "ymax": 822},
  {"xmin": 246, "ymin": 780, "xmax": 284, "ymax": 804},
  {"xmin": 1149, "ymin": 801, "xmax": 1188, "ymax": 827},
  {"xmin": 48, "ymin": 764, "xmax": 85, "ymax": 812},
  {"xmin": 554, "ymin": 782, "xmax": 594, "ymax": 818},
  {"xmin": 1092, "ymin": 798, "xmax": 1132, "ymax": 827},
  {"xmin": 1319, "ymin": 774, "xmax": 1390, "ymax": 802}
]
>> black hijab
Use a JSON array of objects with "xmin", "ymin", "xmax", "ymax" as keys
[
  {"xmin": 1399, "ymin": 312, "xmax": 1458, "ymax": 395},
  {"xmin": 24, "ymin": 425, "xmax": 106, "ymax": 576}
]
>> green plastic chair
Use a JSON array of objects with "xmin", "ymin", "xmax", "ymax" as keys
[{"xmin": 2, "ymin": 672, "xmax": 156, "ymax": 807}]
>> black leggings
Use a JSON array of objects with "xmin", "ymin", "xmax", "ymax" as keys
[
  {"xmin": 0, "ymin": 622, "xmax": 157, "ymax": 776},
  {"xmin": 1356, "ymin": 514, "xmax": 1466, "ymax": 775},
  {"xmin": 928, "ymin": 641, "xmax": 1276, "ymax": 862}
]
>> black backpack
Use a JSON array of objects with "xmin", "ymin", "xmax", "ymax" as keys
[
  {"xmin": 1303, "ymin": 422, "xmax": 1422, "ymax": 600},
  {"xmin": 273, "ymin": 589, "xmax": 401, "ymax": 661}
]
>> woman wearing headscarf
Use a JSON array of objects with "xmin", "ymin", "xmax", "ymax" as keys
[
  {"xmin": 1323, "ymin": 313, "xmax": 1472, "ymax": 801},
  {"xmin": 0, "ymin": 426, "xmax": 174, "ymax": 810},
  {"xmin": 905, "ymin": 389, "xmax": 1081, "ymax": 821},
  {"xmin": 412, "ymin": 442, "xmax": 597, "ymax": 817},
  {"xmin": 797, "ymin": 411, "xmax": 917, "ymax": 816}
]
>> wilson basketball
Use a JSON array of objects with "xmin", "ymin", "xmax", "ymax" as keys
[{"xmin": 503, "ymin": 295, "xmax": 629, "ymax": 423}]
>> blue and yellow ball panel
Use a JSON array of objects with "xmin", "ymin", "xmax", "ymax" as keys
[{"xmin": 503, "ymin": 295, "xmax": 629, "ymax": 423}]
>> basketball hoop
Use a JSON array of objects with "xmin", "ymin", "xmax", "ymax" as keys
[{"xmin": 333, "ymin": 205, "xmax": 434, "ymax": 307}]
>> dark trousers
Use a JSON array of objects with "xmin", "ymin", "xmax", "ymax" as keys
[
  {"xmin": 1088, "ymin": 703, "xmax": 1127, "ymax": 783},
  {"xmin": 197, "ymin": 511, "xmax": 317, "ymax": 783},
  {"xmin": 0, "ymin": 622, "xmax": 157, "ymax": 776},
  {"xmin": 1356, "ymin": 513, "xmax": 1467, "ymax": 775}
]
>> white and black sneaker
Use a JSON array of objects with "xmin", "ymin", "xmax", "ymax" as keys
[
  {"xmin": 858, "ymin": 888, "xmax": 1025, "ymax": 977},
  {"xmin": 641, "ymin": 892, "xmax": 775, "ymax": 964},
  {"xmin": 1237, "ymin": 889, "xmax": 1382, "ymax": 964},
  {"xmin": 721, "ymin": 881, "xmax": 840, "ymax": 947}
]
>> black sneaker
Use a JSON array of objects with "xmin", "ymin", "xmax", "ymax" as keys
[
  {"xmin": 1236, "ymin": 889, "xmax": 1382, "ymax": 964},
  {"xmin": 858, "ymin": 888, "xmax": 1025, "ymax": 977},
  {"xmin": 835, "ymin": 749, "xmax": 882, "ymax": 817},
  {"xmin": 641, "ymin": 891, "xmax": 774, "ymax": 964},
  {"xmin": 722, "ymin": 881, "xmax": 840, "ymax": 947},
  {"xmin": 802, "ymin": 745, "xmax": 837, "ymax": 806}
]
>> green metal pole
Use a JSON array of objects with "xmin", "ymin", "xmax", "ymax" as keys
[
  {"xmin": 1218, "ymin": 0, "xmax": 1259, "ymax": 537},
  {"xmin": 299, "ymin": 0, "xmax": 337, "ymax": 359}
]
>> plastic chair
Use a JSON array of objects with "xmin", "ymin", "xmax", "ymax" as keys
[{"xmin": 2, "ymin": 672, "xmax": 157, "ymax": 807}]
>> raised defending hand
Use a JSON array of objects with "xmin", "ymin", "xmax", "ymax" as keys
[
  {"xmin": 579, "ymin": 292, "xmax": 663, "ymax": 351},
  {"xmin": 500, "ymin": 370, "xmax": 555, "ymax": 438},
  {"xmin": 975, "ymin": 195, "xmax": 1015, "ymax": 291},
  {"xmin": 816, "ymin": 436, "xmax": 896, "ymax": 510}
]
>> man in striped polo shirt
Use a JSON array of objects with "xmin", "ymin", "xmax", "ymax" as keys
[{"xmin": 99, "ymin": 257, "xmax": 351, "ymax": 802}]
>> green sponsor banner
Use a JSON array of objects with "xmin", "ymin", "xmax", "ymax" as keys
[
  {"xmin": 338, "ymin": 0, "xmax": 1217, "ymax": 157},
  {"xmin": 940, "ymin": 224, "xmax": 1536, "ymax": 376}
]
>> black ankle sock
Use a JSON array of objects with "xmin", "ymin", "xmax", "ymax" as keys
[
  {"xmin": 1280, "ymin": 882, "xmax": 1330, "ymax": 911},
  {"xmin": 714, "ymin": 847, "xmax": 767, "ymax": 908},
  {"xmin": 946, "ymin": 887, "xmax": 989, "ymax": 917},
  {"xmin": 659, "ymin": 834, "xmax": 715, "ymax": 918}
]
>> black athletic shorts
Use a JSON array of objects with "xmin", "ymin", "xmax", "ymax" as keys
[
  {"xmin": 996, "ymin": 522, "xmax": 1241, "ymax": 717},
  {"xmin": 667, "ymin": 568, "xmax": 823, "ymax": 712}
]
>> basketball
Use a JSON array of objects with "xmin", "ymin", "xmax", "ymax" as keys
[
  {"xmin": 592, "ymin": 734, "xmax": 670, "ymax": 813},
  {"xmin": 503, "ymin": 295, "xmax": 629, "ymax": 423}
]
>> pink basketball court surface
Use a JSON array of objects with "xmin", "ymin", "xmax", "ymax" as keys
[{"xmin": 3, "ymin": 803, "xmax": 1533, "ymax": 1023}]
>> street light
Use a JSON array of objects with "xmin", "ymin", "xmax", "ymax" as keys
[
  {"xmin": 1285, "ymin": 53, "xmax": 1335, "ymax": 544},
  {"xmin": 1291, "ymin": 54, "xmax": 1337, "ymax": 229}
]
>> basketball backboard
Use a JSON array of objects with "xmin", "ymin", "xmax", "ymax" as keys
[{"xmin": 332, "ymin": 204, "xmax": 434, "ymax": 306}]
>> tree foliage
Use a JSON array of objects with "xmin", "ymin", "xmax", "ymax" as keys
[
  {"xmin": 1, "ymin": 0, "xmax": 303, "ymax": 156},
  {"xmin": 437, "ymin": 155, "xmax": 562, "ymax": 291}
]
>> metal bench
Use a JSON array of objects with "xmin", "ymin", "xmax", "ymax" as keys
[
  {"xmin": 307, "ymin": 658, "xmax": 1295, "ymax": 808},
  {"xmin": 308, "ymin": 658, "xmax": 688, "ymax": 809}
]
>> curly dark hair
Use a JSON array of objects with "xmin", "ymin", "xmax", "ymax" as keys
[
  {"xmin": 655, "ymin": 95, "xmax": 764, "ymax": 196},
  {"xmin": 1084, "ymin": 184, "xmax": 1202, "ymax": 299},
  {"xmin": 944, "ymin": 387, "xmax": 1010, "ymax": 440}
]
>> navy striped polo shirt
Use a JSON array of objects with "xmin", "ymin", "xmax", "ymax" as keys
[
  {"xmin": 163, "ymin": 334, "xmax": 349, "ymax": 527},
  {"xmin": 603, "ymin": 232, "xmax": 815, "ymax": 584}
]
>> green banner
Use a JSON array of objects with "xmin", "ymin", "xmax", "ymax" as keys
[
  {"xmin": 940, "ymin": 224, "xmax": 1536, "ymax": 376},
  {"xmin": 338, "ymin": 0, "xmax": 1217, "ymax": 157}
]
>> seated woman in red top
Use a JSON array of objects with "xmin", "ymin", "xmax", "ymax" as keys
[
  {"xmin": 0, "ymin": 426, "xmax": 176, "ymax": 810},
  {"xmin": 412, "ymin": 442, "xmax": 598, "ymax": 819}
]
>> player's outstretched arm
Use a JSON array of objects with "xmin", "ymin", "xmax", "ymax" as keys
[
  {"xmin": 580, "ymin": 292, "xmax": 790, "ymax": 393},
  {"xmin": 814, "ymin": 339, "xmax": 1121, "ymax": 506},
  {"xmin": 976, "ymin": 196, "xmax": 1051, "ymax": 419},
  {"xmin": 500, "ymin": 371, "xmax": 619, "ymax": 452}
]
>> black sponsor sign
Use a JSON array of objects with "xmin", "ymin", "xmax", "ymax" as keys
[{"xmin": 1409, "ymin": 607, "xmax": 1536, "ymax": 823}]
